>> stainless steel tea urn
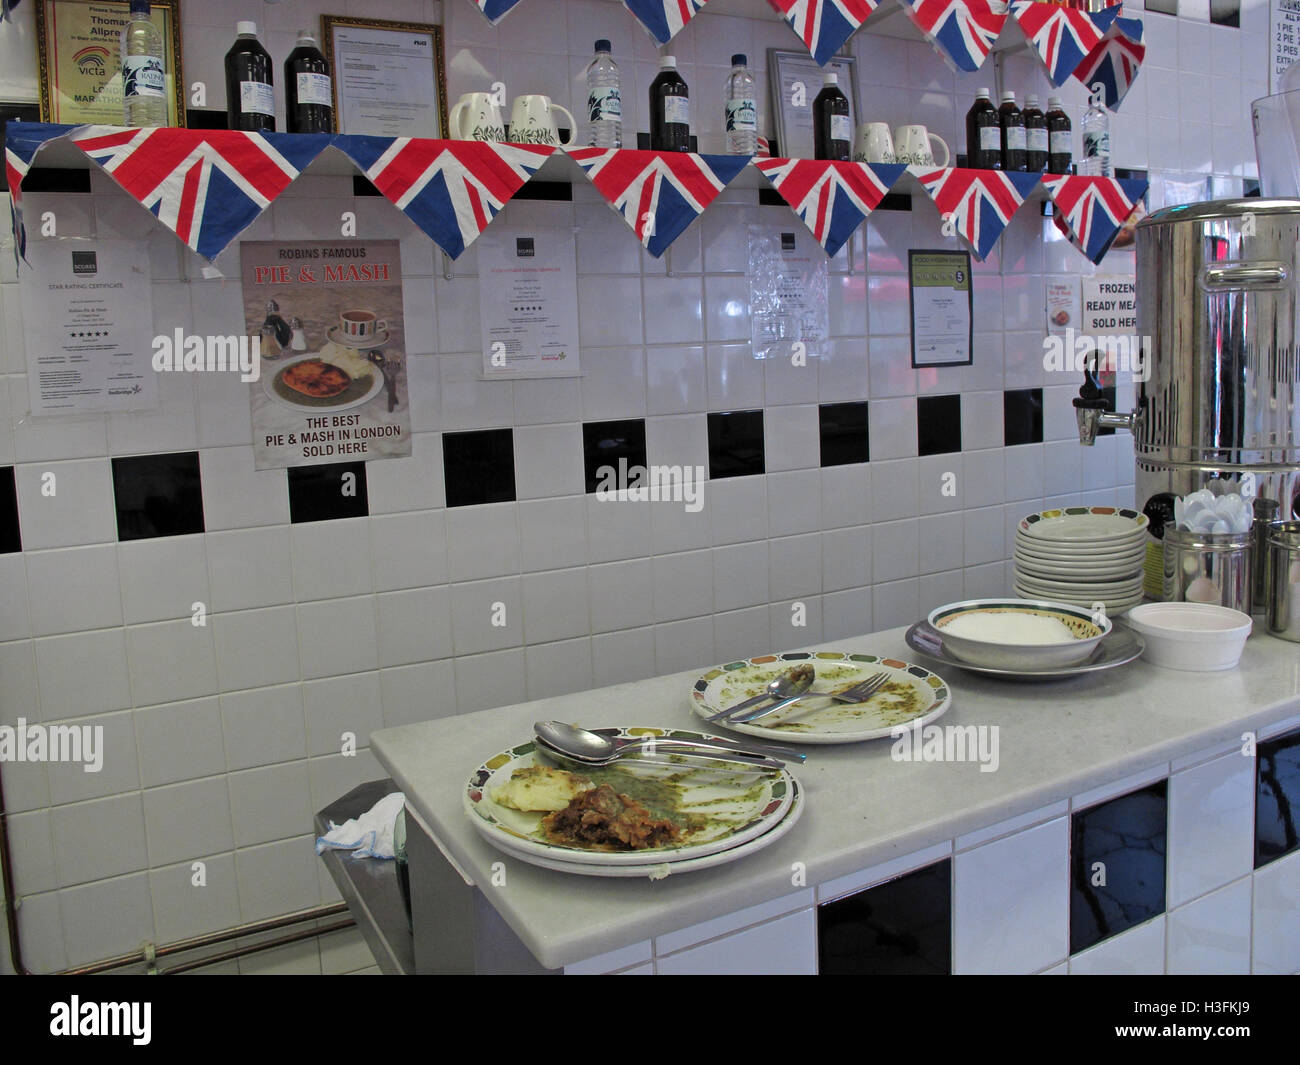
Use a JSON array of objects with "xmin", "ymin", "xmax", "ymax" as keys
[{"xmin": 1077, "ymin": 198, "xmax": 1300, "ymax": 522}]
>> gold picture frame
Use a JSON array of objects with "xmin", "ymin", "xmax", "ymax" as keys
[
  {"xmin": 320, "ymin": 15, "xmax": 448, "ymax": 138},
  {"xmin": 36, "ymin": 0, "xmax": 185, "ymax": 126}
]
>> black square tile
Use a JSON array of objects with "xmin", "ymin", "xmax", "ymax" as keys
[
  {"xmin": 1003, "ymin": 388, "xmax": 1044, "ymax": 447},
  {"xmin": 917, "ymin": 394, "xmax": 962, "ymax": 456},
  {"xmin": 1070, "ymin": 781, "xmax": 1167, "ymax": 954},
  {"xmin": 443, "ymin": 429, "xmax": 516, "ymax": 508},
  {"xmin": 707, "ymin": 411, "xmax": 765, "ymax": 479},
  {"xmin": 0, "ymin": 467, "xmax": 20, "ymax": 553},
  {"xmin": 1256, "ymin": 728, "xmax": 1300, "ymax": 869},
  {"xmin": 819, "ymin": 402, "xmax": 870, "ymax": 467},
  {"xmin": 111, "ymin": 452, "xmax": 205, "ymax": 541},
  {"xmin": 582, "ymin": 420, "xmax": 646, "ymax": 495},
  {"xmin": 818, "ymin": 859, "xmax": 951, "ymax": 974},
  {"xmin": 287, "ymin": 462, "xmax": 369, "ymax": 522}
]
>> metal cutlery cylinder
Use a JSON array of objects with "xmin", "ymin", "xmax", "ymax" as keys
[
  {"xmin": 1266, "ymin": 521, "xmax": 1300, "ymax": 642},
  {"xmin": 1161, "ymin": 527, "xmax": 1254, "ymax": 613}
]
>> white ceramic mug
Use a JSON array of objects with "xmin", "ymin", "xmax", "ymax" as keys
[
  {"xmin": 449, "ymin": 92, "xmax": 507, "ymax": 142},
  {"xmin": 509, "ymin": 94, "xmax": 577, "ymax": 146},
  {"xmin": 853, "ymin": 121, "xmax": 895, "ymax": 164},
  {"xmin": 892, "ymin": 124, "xmax": 950, "ymax": 167},
  {"xmin": 338, "ymin": 309, "xmax": 387, "ymax": 342}
]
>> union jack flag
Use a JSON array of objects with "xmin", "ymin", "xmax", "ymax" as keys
[
  {"xmin": 767, "ymin": 0, "xmax": 879, "ymax": 66},
  {"xmin": 4, "ymin": 120, "xmax": 73, "ymax": 263},
  {"xmin": 756, "ymin": 158, "xmax": 906, "ymax": 256},
  {"xmin": 912, "ymin": 166, "xmax": 1042, "ymax": 260},
  {"xmin": 566, "ymin": 148, "xmax": 749, "ymax": 257},
  {"xmin": 73, "ymin": 126, "xmax": 333, "ymax": 261},
  {"xmin": 332, "ymin": 136, "xmax": 555, "ymax": 259},
  {"xmin": 1074, "ymin": 16, "xmax": 1145, "ymax": 109},
  {"xmin": 623, "ymin": 0, "xmax": 709, "ymax": 46},
  {"xmin": 1008, "ymin": 1, "xmax": 1118, "ymax": 87},
  {"xmin": 469, "ymin": 0, "xmax": 524, "ymax": 24},
  {"xmin": 900, "ymin": 0, "xmax": 1008, "ymax": 73},
  {"xmin": 1043, "ymin": 174, "xmax": 1147, "ymax": 263}
]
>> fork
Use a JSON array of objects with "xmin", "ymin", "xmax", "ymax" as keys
[{"xmin": 728, "ymin": 672, "xmax": 892, "ymax": 725}]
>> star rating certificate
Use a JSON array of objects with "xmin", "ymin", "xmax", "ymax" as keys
[
  {"xmin": 908, "ymin": 250, "xmax": 973, "ymax": 368},
  {"xmin": 477, "ymin": 227, "xmax": 581, "ymax": 378},
  {"xmin": 19, "ymin": 239, "xmax": 158, "ymax": 415}
]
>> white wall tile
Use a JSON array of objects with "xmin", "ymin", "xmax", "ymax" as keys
[
  {"xmin": 1167, "ymin": 751, "xmax": 1256, "ymax": 908},
  {"xmin": 1252, "ymin": 851, "xmax": 1300, "ymax": 974},
  {"xmin": 657, "ymin": 908, "xmax": 817, "ymax": 975},
  {"xmin": 14, "ymin": 460, "xmax": 117, "ymax": 548},
  {"xmin": 26, "ymin": 546, "xmax": 122, "ymax": 635},
  {"xmin": 1069, "ymin": 917, "xmax": 1166, "ymax": 975},
  {"xmin": 1167, "ymin": 878, "xmax": 1252, "ymax": 974}
]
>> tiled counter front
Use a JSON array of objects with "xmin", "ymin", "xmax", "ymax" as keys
[{"xmin": 557, "ymin": 721, "xmax": 1300, "ymax": 975}]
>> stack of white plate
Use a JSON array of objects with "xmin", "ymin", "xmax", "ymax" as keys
[{"xmin": 1013, "ymin": 506, "xmax": 1150, "ymax": 614}]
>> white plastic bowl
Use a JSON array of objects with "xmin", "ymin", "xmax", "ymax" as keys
[
  {"xmin": 927, "ymin": 598, "xmax": 1110, "ymax": 670},
  {"xmin": 1125, "ymin": 602, "xmax": 1253, "ymax": 671}
]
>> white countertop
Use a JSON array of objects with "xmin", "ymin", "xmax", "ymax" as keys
[{"xmin": 370, "ymin": 626, "xmax": 1300, "ymax": 969}]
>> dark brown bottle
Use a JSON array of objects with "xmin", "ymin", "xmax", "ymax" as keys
[
  {"xmin": 284, "ymin": 29, "xmax": 333, "ymax": 134},
  {"xmin": 224, "ymin": 21, "xmax": 275, "ymax": 132},
  {"xmin": 998, "ymin": 90, "xmax": 1026, "ymax": 172},
  {"xmin": 965, "ymin": 88, "xmax": 1001, "ymax": 169},
  {"xmin": 1046, "ymin": 95, "xmax": 1072, "ymax": 174},
  {"xmin": 649, "ymin": 55, "xmax": 690, "ymax": 152},
  {"xmin": 1023, "ymin": 94, "xmax": 1047, "ymax": 172},
  {"xmin": 813, "ymin": 73, "xmax": 850, "ymax": 161}
]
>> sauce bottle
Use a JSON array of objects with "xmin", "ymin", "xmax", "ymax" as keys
[
  {"xmin": 1046, "ymin": 95, "xmax": 1072, "ymax": 174},
  {"xmin": 1023, "ymin": 94, "xmax": 1047, "ymax": 172},
  {"xmin": 965, "ymin": 88, "xmax": 1001, "ymax": 169},
  {"xmin": 225, "ymin": 21, "xmax": 275, "ymax": 132},
  {"xmin": 649, "ymin": 55, "xmax": 690, "ymax": 152},
  {"xmin": 813, "ymin": 73, "xmax": 851, "ymax": 161},
  {"xmin": 998, "ymin": 90, "xmax": 1026, "ymax": 172},
  {"xmin": 284, "ymin": 29, "xmax": 333, "ymax": 134}
]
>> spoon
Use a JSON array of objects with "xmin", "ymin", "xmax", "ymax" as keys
[
  {"xmin": 705, "ymin": 664, "xmax": 815, "ymax": 722},
  {"xmin": 534, "ymin": 721, "xmax": 804, "ymax": 769}
]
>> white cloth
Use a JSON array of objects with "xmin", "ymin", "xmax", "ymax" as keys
[{"xmin": 315, "ymin": 791, "xmax": 405, "ymax": 859}]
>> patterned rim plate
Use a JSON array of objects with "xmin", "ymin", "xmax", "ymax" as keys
[
  {"xmin": 905, "ymin": 622, "xmax": 1145, "ymax": 681},
  {"xmin": 261, "ymin": 351, "xmax": 384, "ymax": 413},
  {"xmin": 480, "ymin": 778, "xmax": 806, "ymax": 879},
  {"xmin": 690, "ymin": 650, "xmax": 952, "ymax": 744},
  {"xmin": 463, "ymin": 728, "xmax": 795, "ymax": 868},
  {"xmin": 1013, "ymin": 583, "xmax": 1144, "ymax": 612},
  {"xmin": 1018, "ymin": 507, "xmax": 1149, "ymax": 544},
  {"xmin": 1015, "ymin": 539, "xmax": 1147, "ymax": 562}
]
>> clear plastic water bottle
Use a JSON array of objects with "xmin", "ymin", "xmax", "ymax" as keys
[
  {"xmin": 586, "ymin": 39, "xmax": 622, "ymax": 149},
  {"xmin": 121, "ymin": 0, "xmax": 166, "ymax": 127},
  {"xmin": 725, "ymin": 53, "xmax": 757, "ymax": 156},
  {"xmin": 1080, "ymin": 83, "xmax": 1111, "ymax": 177}
]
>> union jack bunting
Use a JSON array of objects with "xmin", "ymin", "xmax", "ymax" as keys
[
  {"xmin": 1042, "ymin": 174, "xmax": 1147, "ymax": 263},
  {"xmin": 332, "ymin": 136, "xmax": 556, "ymax": 259},
  {"xmin": 4, "ymin": 121, "xmax": 73, "ymax": 263},
  {"xmin": 755, "ymin": 158, "xmax": 907, "ymax": 256},
  {"xmin": 912, "ymin": 166, "xmax": 1042, "ymax": 260},
  {"xmin": 1008, "ymin": 1, "xmax": 1118, "ymax": 87},
  {"xmin": 566, "ymin": 148, "xmax": 749, "ymax": 257},
  {"xmin": 71, "ymin": 126, "xmax": 333, "ymax": 261},
  {"xmin": 1073, "ymin": 16, "xmax": 1145, "ymax": 109},
  {"xmin": 767, "ymin": 0, "xmax": 879, "ymax": 66},
  {"xmin": 899, "ymin": 0, "xmax": 1008, "ymax": 73},
  {"xmin": 469, "ymin": 0, "xmax": 525, "ymax": 23},
  {"xmin": 622, "ymin": 0, "xmax": 709, "ymax": 46}
]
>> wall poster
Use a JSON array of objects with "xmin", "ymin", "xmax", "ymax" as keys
[{"xmin": 240, "ymin": 239, "xmax": 411, "ymax": 470}]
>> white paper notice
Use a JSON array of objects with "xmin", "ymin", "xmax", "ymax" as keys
[
  {"xmin": 334, "ymin": 26, "xmax": 441, "ymax": 137},
  {"xmin": 478, "ymin": 227, "xmax": 581, "ymax": 378},
  {"xmin": 747, "ymin": 225, "xmax": 828, "ymax": 360},
  {"xmin": 19, "ymin": 239, "xmax": 158, "ymax": 415}
]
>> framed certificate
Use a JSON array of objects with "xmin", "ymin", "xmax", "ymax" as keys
[
  {"xmin": 36, "ymin": 0, "xmax": 185, "ymax": 126},
  {"xmin": 909, "ymin": 250, "xmax": 974, "ymax": 368},
  {"xmin": 767, "ymin": 49, "xmax": 858, "ymax": 161},
  {"xmin": 321, "ymin": 15, "xmax": 448, "ymax": 138}
]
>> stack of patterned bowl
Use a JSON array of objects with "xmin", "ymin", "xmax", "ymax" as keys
[{"xmin": 1014, "ymin": 506, "xmax": 1150, "ymax": 615}]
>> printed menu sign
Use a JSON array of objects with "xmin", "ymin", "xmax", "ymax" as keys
[
  {"xmin": 240, "ymin": 240, "xmax": 412, "ymax": 470},
  {"xmin": 1272, "ymin": 0, "xmax": 1300, "ymax": 92},
  {"xmin": 19, "ymin": 238, "xmax": 158, "ymax": 414},
  {"xmin": 477, "ymin": 226, "xmax": 581, "ymax": 378},
  {"xmin": 908, "ymin": 250, "xmax": 973, "ymax": 367}
]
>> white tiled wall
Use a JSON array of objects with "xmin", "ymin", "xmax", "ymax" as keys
[{"xmin": 0, "ymin": 0, "xmax": 1269, "ymax": 973}]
